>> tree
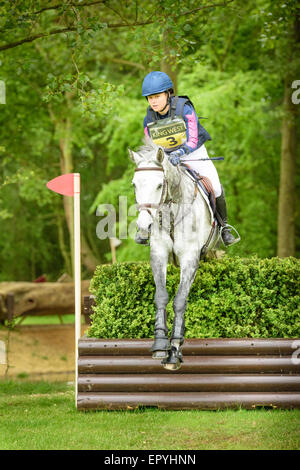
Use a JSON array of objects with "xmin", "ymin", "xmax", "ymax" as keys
[
  {"xmin": 277, "ymin": 14, "xmax": 299, "ymax": 257},
  {"xmin": 0, "ymin": 1, "xmax": 235, "ymax": 52},
  {"xmin": 1, "ymin": 0, "xmax": 297, "ymax": 283}
]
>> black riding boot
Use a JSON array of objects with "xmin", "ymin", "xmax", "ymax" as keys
[{"xmin": 216, "ymin": 186, "xmax": 240, "ymax": 246}]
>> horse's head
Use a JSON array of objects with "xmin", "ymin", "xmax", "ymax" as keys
[{"xmin": 129, "ymin": 142, "xmax": 168, "ymax": 244}]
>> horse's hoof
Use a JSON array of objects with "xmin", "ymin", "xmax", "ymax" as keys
[
  {"xmin": 152, "ymin": 350, "xmax": 169, "ymax": 360},
  {"xmin": 162, "ymin": 359, "xmax": 182, "ymax": 371},
  {"xmin": 150, "ymin": 338, "xmax": 170, "ymax": 358}
]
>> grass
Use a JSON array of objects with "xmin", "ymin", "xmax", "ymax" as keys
[
  {"xmin": 0, "ymin": 380, "xmax": 299, "ymax": 450},
  {"xmin": 15, "ymin": 314, "xmax": 76, "ymax": 325},
  {"xmin": 0, "ymin": 314, "xmax": 77, "ymax": 328}
]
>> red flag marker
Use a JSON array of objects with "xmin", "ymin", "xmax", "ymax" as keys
[
  {"xmin": 47, "ymin": 173, "xmax": 81, "ymax": 407},
  {"xmin": 46, "ymin": 173, "xmax": 80, "ymax": 196}
]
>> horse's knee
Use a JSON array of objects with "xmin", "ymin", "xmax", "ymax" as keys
[
  {"xmin": 155, "ymin": 290, "xmax": 168, "ymax": 309},
  {"xmin": 173, "ymin": 295, "xmax": 186, "ymax": 314}
]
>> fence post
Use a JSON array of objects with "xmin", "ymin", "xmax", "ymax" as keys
[{"xmin": 83, "ymin": 295, "xmax": 95, "ymax": 324}]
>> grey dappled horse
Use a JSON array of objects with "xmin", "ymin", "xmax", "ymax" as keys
[{"xmin": 129, "ymin": 140, "xmax": 219, "ymax": 370}]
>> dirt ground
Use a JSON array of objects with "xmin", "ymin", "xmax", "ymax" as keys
[{"xmin": 0, "ymin": 324, "xmax": 88, "ymax": 382}]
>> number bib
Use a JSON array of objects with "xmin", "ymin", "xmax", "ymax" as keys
[{"xmin": 147, "ymin": 116, "xmax": 187, "ymax": 151}]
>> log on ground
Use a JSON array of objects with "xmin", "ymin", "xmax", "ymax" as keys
[{"xmin": 0, "ymin": 280, "xmax": 91, "ymax": 321}]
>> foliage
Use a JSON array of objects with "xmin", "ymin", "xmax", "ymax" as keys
[
  {"xmin": 0, "ymin": 0, "xmax": 299, "ymax": 280},
  {"xmin": 91, "ymin": 65, "xmax": 284, "ymax": 260},
  {"xmin": 87, "ymin": 256, "xmax": 300, "ymax": 339},
  {"xmin": 179, "ymin": 66, "xmax": 283, "ymax": 258}
]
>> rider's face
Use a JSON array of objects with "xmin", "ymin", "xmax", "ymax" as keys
[{"xmin": 147, "ymin": 92, "xmax": 169, "ymax": 114}]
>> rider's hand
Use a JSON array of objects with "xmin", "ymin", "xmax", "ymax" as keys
[{"xmin": 168, "ymin": 148, "xmax": 185, "ymax": 166}]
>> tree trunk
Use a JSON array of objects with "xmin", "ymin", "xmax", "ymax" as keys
[
  {"xmin": 59, "ymin": 115, "xmax": 75, "ymax": 273},
  {"xmin": 277, "ymin": 18, "xmax": 299, "ymax": 258},
  {"xmin": 56, "ymin": 95, "xmax": 99, "ymax": 274},
  {"xmin": 277, "ymin": 77, "xmax": 297, "ymax": 257},
  {"xmin": 56, "ymin": 208, "xmax": 72, "ymax": 275},
  {"xmin": 161, "ymin": 29, "xmax": 178, "ymax": 94}
]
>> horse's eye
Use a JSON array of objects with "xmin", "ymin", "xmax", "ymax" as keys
[{"xmin": 157, "ymin": 183, "xmax": 162, "ymax": 190}]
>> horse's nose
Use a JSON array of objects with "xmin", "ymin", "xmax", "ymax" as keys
[
  {"xmin": 136, "ymin": 220, "xmax": 152, "ymax": 233},
  {"xmin": 135, "ymin": 213, "xmax": 152, "ymax": 245},
  {"xmin": 135, "ymin": 223, "xmax": 151, "ymax": 245},
  {"xmin": 136, "ymin": 210, "xmax": 152, "ymax": 234},
  {"xmin": 135, "ymin": 232, "xmax": 150, "ymax": 245}
]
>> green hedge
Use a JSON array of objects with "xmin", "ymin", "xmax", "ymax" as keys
[{"xmin": 87, "ymin": 256, "xmax": 300, "ymax": 339}]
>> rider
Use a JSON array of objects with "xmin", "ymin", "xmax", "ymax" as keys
[{"xmin": 142, "ymin": 71, "xmax": 239, "ymax": 247}]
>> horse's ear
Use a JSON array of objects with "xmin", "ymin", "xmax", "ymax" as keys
[
  {"xmin": 128, "ymin": 148, "xmax": 143, "ymax": 166},
  {"xmin": 156, "ymin": 147, "xmax": 165, "ymax": 164},
  {"xmin": 128, "ymin": 148, "xmax": 135, "ymax": 163}
]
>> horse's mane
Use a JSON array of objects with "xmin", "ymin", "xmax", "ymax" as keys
[
  {"xmin": 135, "ymin": 138, "xmax": 189, "ymax": 182},
  {"xmin": 134, "ymin": 138, "xmax": 200, "ymax": 208}
]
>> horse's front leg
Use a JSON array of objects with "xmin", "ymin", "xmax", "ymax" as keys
[
  {"xmin": 150, "ymin": 247, "xmax": 171, "ymax": 359},
  {"xmin": 163, "ymin": 257, "xmax": 199, "ymax": 370}
]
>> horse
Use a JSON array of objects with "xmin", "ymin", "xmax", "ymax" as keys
[{"xmin": 129, "ymin": 139, "xmax": 219, "ymax": 370}]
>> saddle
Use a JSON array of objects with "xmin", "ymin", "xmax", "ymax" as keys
[{"xmin": 183, "ymin": 165, "xmax": 216, "ymax": 215}]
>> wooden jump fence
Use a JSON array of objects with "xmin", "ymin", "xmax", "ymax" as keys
[{"xmin": 77, "ymin": 296, "xmax": 300, "ymax": 410}]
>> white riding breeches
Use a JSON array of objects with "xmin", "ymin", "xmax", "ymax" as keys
[{"xmin": 180, "ymin": 144, "xmax": 222, "ymax": 198}]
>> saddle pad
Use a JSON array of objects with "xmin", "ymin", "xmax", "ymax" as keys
[{"xmin": 183, "ymin": 166, "xmax": 216, "ymax": 223}]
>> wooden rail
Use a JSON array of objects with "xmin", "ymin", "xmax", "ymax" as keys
[{"xmin": 77, "ymin": 334, "xmax": 300, "ymax": 410}]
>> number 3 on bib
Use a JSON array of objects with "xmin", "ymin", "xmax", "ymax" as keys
[
  {"xmin": 148, "ymin": 117, "xmax": 187, "ymax": 151},
  {"xmin": 166, "ymin": 136, "xmax": 178, "ymax": 147}
]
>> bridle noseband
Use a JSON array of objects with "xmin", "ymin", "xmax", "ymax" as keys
[{"xmin": 134, "ymin": 166, "xmax": 168, "ymax": 217}]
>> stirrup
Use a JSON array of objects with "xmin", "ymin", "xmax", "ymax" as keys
[{"xmin": 220, "ymin": 224, "xmax": 241, "ymax": 246}]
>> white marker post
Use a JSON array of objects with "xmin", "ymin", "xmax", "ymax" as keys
[
  {"xmin": 46, "ymin": 173, "xmax": 81, "ymax": 407},
  {"xmin": 73, "ymin": 173, "xmax": 81, "ymax": 406}
]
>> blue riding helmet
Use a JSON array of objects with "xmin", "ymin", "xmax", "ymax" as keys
[{"xmin": 142, "ymin": 71, "xmax": 173, "ymax": 97}]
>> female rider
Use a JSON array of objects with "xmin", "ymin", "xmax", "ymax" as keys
[{"xmin": 142, "ymin": 71, "xmax": 239, "ymax": 247}]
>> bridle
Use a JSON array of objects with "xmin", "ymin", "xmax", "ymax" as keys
[
  {"xmin": 134, "ymin": 164, "xmax": 197, "ymax": 222},
  {"xmin": 134, "ymin": 166, "xmax": 168, "ymax": 218}
]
